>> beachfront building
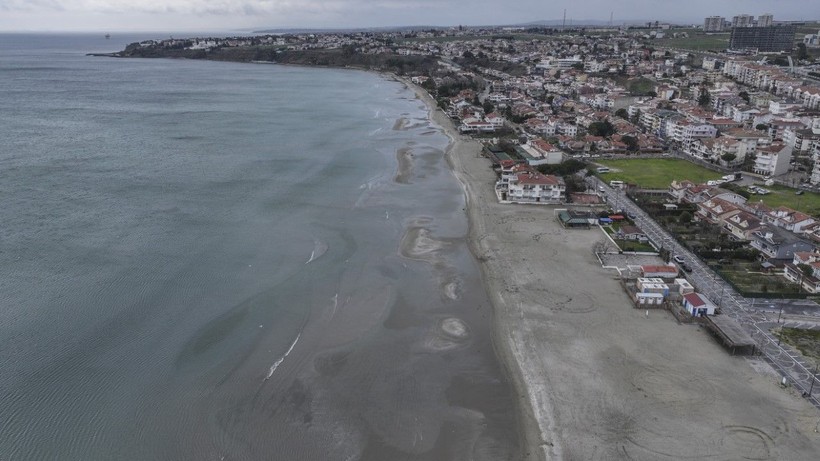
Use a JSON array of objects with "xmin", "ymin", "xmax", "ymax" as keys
[
  {"xmin": 640, "ymin": 264, "xmax": 679, "ymax": 280},
  {"xmin": 557, "ymin": 209, "xmax": 597, "ymax": 228},
  {"xmin": 502, "ymin": 171, "xmax": 565, "ymax": 204},
  {"xmin": 682, "ymin": 293, "xmax": 716, "ymax": 317}
]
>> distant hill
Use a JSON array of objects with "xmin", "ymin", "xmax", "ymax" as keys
[{"xmin": 252, "ymin": 19, "xmax": 685, "ymax": 35}]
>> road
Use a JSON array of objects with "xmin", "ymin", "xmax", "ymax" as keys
[{"xmin": 588, "ymin": 175, "xmax": 820, "ymax": 408}]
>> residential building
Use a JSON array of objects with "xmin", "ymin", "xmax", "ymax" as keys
[
  {"xmin": 764, "ymin": 207, "xmax": 816, "ymax": 234},
  {"xmin": 695, "ymin": 198, "xmax": 742, "ymax": 225},
  {"xmin": 749, "ymin": 225, "xmax": 815, "ymax": 262},
  {"xmin": 724, "ymin": 211, "xmax": 764, "ymax": 241},
  {"xmin": 783, "ymin": 251, "xmax": 820, "ymax": 293},
  {"xmin": 811, "ymin": 142, "xmax": 820, "ymax": 185},
  {"xmin": 704, "ymin": 16, "xmax": 725, "ymax": 32},
  {"xmin": 752, "ymin": 143, "xmax": 792, "ymax": 176},
  {"xmin": 757, "ymin": 14, "xmax": 773, "ymax": 28},
  {"xmin": 504, "ymin": 171, "xmax": 565, "ymax": 204},
  {"xmin": 731, "ymin": 14, "xmax": 754, "ymax": 28}
]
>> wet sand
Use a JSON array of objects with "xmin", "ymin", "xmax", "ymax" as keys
[
  {"xmin": 399, "ymin": 77, "xmax": 820, "ymax": 460},
  {"xmin": 394, "ymin": 147, "xmax": 414, "ymax": 184}
]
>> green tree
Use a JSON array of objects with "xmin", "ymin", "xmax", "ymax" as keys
[
  {"xmin": 622, "ymin": 135, "xmax": 639, "ymax": 152},
  {"xmin": 615, "ymin": 108, "xmax": 628, "ymax": 119},
  {"xmin": 482, "ymin": 100, "xmax": 494, "ymax": 114},
  {"xmin": 721, "ymin": 153, "xmax": 737, "ymax": 163},
  {"xmin": 738, "ymin": 91, "xmax": 749, "ymax": 102},
  {"xmin": 679, "ymin": 211, "xmax": 692, "ymax": 224},
  {"xmin": 755, "ymin": 123, "xmax": 768, "ymax": 131},
  {"xmin": 587, "ymin": 120, "xmax": 616, "ymax": 137},
  {"xmin": 698, "ymin": 90, "xmax": 711, "ymax": 107},
  {"xmin": 797, "ymin": 42, "xmax": 809, "ymax": 60}
]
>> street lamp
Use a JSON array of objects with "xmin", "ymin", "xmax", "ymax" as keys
[{"xmin": 776, "ymin": 304, "xmax": 783, "ymax": 324}]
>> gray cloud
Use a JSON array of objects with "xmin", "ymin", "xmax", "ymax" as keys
[{"xmin": 0, "ymin": 0, "xmax": 817, "ymax": 31}]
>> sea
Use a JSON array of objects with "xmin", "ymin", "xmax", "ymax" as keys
[{"xmin": 0, "ymin": 33, "xmax": 518, "ymax": 460}]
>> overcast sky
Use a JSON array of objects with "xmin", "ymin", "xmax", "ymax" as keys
[{"xmin": 0, "ymin": 0, "xmax": 817, "ymax": 33}]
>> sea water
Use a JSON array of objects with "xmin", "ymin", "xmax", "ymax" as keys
[{"xmin": 0, "ymin": 33, "xmax": 517, "ymax": 460}]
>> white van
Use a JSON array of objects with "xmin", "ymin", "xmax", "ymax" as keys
[{"xmin": 609, "ymin": 180, "xmax": 625, "ymax": 189}]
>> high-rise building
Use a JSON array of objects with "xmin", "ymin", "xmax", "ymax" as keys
[
  {"xmin": 732, "ymin": 14, "xmax": 754, "ymax": 28},
  {"xmin": 729, "ymin": 25, "xmax": 796, "ymax": 52},
  {"xmin": 704, "ymin": 16, "xmax": 725, "ymax": 32},
  {"xmin": 757, "ymin": 14, "xmax": 773, "ymax": 28}
]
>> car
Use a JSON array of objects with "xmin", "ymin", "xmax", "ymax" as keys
[
  {"xmin": 796, "ymin": 190, "xmax": 805, "ymax": 195},
  {"xmin": 673, "ymin": 255, "xmax": 685, "ymax": 264},
  {"xmin": 681, "ymin": 263, "xmax": 693, "ymax": 273}
]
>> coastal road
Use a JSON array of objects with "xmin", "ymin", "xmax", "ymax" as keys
[{"xmin": 589, "ymin": 176, "xmax": 820, "ymax": 408}]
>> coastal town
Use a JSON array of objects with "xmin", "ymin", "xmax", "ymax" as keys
[{"xmin": 116, "ymin": 16, "xmax": 820, "ymax": 458}]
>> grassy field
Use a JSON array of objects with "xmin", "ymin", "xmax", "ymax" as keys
[
  {"xmin": 653, "ymin": 29, "xmax": 731, "ymax": 51},
  {"xmin": 596, "ymin": 159, "xmax": 723, "ymax": 189},
  {"xmin": 776, "ymin": 327, "xmax": 820, "ymax": 362},
  {"xmin": 753, "ymin": 185, "xmax": 820, "ymax": 217}
]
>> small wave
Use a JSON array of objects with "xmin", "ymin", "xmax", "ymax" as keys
[
  {"xmin": 264, "ymin": 333, "xmax": 301, "ymax": 380},
  {"xmin": 305, "ymin": 239, "xmax": 328, "ymax": 264},
  {"xmin": 331, "ymin": 293, "xmax": 339, "ymax": 316},
  {"xmin": 369, "ymin": 127, "xmax": 383, "ymax": 136}
]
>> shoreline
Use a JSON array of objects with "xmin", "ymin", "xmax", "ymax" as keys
[
  {"xmin": 395, "ymin": 75, "xmax": 550, "ymax": 461},
  {"xmin": 397, "ymin": 75, "xmax": 820, "ymax": 460}
]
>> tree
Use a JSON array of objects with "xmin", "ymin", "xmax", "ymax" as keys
[
  {"xmin": 797, "ymin": 42, "xmax": 809, "ymax": 61},
  {"xmin": 755, "ymin": 123, "xmax": 768, "ymax": 131},
  {"xmin": 587, "ymin": 120, "xmax": 616, "ymax": 138},
  {"xmin": 698, "ymin": 90, "xmax": 711, "ymax": 107},
  {"xmin": 738, "ymin": 91, "xmax": 749, "ymax": 102},
  {"xmin": 679, "ymin": 211, "xmax": 692, "ymax": 224},
  {"xmin": 799, "ymin": 263, "xmax": 814, "ymax": 279},
  {"xmin": 482, "ymin": 100, "xmax": 494, "ymax": 114},
  {"xmin": 721, "ymin": 152, "xmax": 737, "ymax": 163},
  {"xmin": 615, "ymin": 108, "xmax": 628, "ymax": 119},
  {"xmin": 622, "ymin": 135, "xmax": 639, "ymax": 152}
]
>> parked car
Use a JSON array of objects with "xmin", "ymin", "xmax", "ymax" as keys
[{"xmin": 673, "ymin": 255, "xmax": 685, "ymax": 264}]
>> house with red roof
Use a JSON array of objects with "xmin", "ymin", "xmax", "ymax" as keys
[
  {"xmin": 764, "ymin": 206, "xmax": 816, "ymax": 234},
  {"xmin": 502, "ymin": 171, "xmax": 566, "ymax": 204},
  {"xmin": 640, "ymin": 264, "xmax": 679, "ymax": 279},
  {"xmin": 682, "ymin": 293, "xmax": 716, "ymax": 317}
]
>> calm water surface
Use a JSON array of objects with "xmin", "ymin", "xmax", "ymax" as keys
[{"xmin": 0, "ymin": 33, "xmax": 518, "ymax": 460}]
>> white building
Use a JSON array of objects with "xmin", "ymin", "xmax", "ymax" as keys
[
  {"xmin": 753, "ymin": 143, "xmax": 792, "ymax": 176},
  {"xmin": 683, "ymin": 293, "xmax": 716, "ymax": 317},
  {"xmin": 505, "ymin": 171, "xmax": 565, "ymax": 204}
]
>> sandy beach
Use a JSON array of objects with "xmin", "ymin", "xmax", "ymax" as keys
[{"xmin": 399, "ymin": 77, "xmax": 820, "ymax": 460}]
